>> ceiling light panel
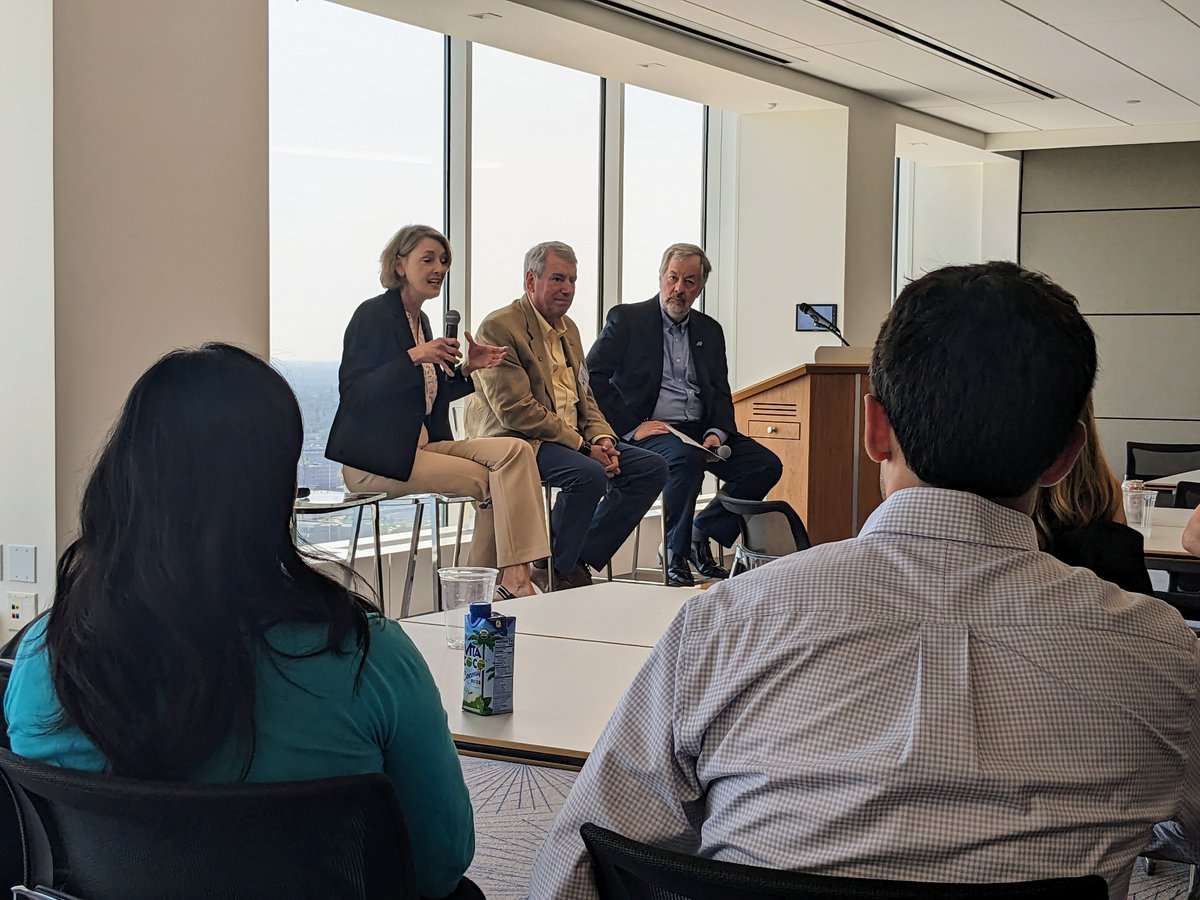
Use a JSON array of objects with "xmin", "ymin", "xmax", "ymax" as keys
[
  {"xmin": 917, "ymin": 104, "xmax": 1038, "ymax": 132},
  {"xmin": 621, "ymin": 0, "xmax": 807, "ymax": 52},
  {"xmin": 980, "ymin": 98, "xmax": 1125, "ymax": 130},
  {"xmin": 1007, "ymin": 0, "xmax": 1171, "ymax": 27},
  {"xmin": 841, "ymin": 0, "xmax": 1033, "ymax": 37},
  {"xmin": 1067, "ymin": 16, "xmax": 1200, "ymax": 103},
  {"xmin": 817, "ymin": 37, "xmax": 1037, "ymax": 103},
  {"xmin": 784, "ymin": 45, "xmax": 958, "ymax": 107}
]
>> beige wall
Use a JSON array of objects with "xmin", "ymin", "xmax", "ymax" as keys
[
  {"xmin": 717, "ymin": 109, "xmax": 850, "ymax": 390},
  {"xmin": 53, "ymin": 0, "xmax": 270, "ymax": 551},
  {"xmin": 1, "ymin": 0, "xmax": 56, "ymax": 609},
  {"xmin": 1020, "ymin": 142, "xmax": 1200, "ymax": 473},
  {"xmin": 843, "ymin": 100, "xmax": 899, "ymax": 349}
]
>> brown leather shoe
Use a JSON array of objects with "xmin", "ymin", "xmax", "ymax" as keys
[{"xmin": 564, "ymin": 563, "xmax": 595, "ymax": 589}]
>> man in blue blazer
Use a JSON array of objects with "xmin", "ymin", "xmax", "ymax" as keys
[{"xmin": 586, "ymin": 244, "xmax": 782, "ymax": 586}]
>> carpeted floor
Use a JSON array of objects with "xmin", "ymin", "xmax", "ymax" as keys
[{"xmin": 461, "ymin": 756, "xmax": 1194, "ymax": 899}]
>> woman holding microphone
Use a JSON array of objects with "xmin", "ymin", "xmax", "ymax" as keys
[{"xmin": 326, "ymin": 224, "xmax": 548, "ymax": 599}]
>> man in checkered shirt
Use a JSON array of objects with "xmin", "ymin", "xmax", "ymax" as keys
[{"xmin": 530, "ymin": 261, "xmax": 1200, "ymax": 900}]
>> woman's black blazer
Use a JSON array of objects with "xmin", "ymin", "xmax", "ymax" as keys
[{"xmin": 326, "ymin": 289, "xmax": 473, "ymax": 483}]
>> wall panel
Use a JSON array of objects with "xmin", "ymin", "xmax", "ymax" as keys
[
  {"xmin": 1020, "ymin": 142, "xmax": 1200, "ymax": 470},
  {"xmin": 1022, "ymin": 209, "xmax": 1200, "ymax": 314}
]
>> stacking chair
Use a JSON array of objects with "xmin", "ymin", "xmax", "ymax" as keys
[
  {"xmin": 396, "ymin": 492, "xmax": 475, "ymax": 618},
  {"xmin": 0, "ymin": 749, "xmax": 419, "ymax": 900},
  {"xmin": 540, "ymin": 482, "xmax": 670, "ymax": 589},
  {"xmin": 716, "ymin": 495, "xmax": 811, "ymax": 576},
  {"xmin": 1174, "ymin": 481, "xmax": 1200, "ymax": 510},
  {"xmin": 1125, "ymin": 442, "xmax": 1200, "ymax": 483},
  {"xmin": 580, "ymin": 822, "xmax": 1107, "ymax": 900}
]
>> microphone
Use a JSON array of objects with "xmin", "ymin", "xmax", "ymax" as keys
[
  {"xmin": 714, "ymin": 444, "xmax": 732, "ymax": 460},
  {"xmin": 798, "ymin": 302, "xmax": 850, "ymax": 347},
  {"xmin": 445, "ymin": 309, "xmax": 461, "ymax": 339}
]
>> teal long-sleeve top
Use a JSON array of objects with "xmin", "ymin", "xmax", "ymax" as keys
[{"xmin": 4, "ymin": 613, "xmax": 474, "ymax": 899}]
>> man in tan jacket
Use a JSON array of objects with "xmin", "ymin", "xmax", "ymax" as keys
[{"xmin": 467, "ymin": 241, "xmax": 667, "ymax": 591}]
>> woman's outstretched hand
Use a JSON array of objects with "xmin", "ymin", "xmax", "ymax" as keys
[{"xmin": 461, "ymin": 330, "xmax": 508, "ymax": 375}]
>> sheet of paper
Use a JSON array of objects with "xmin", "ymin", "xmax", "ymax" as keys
[{"xmin": 665, "ymin": 424, "xmax": 722, "ymax": 460}]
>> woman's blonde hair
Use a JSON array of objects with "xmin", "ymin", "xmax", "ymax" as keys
[
  {"xmin": 1034, "ymin": 396, "xmax": 1121, "ymax": 543},
  {"xmin": 379, "ymin": 225, "xmax": 451, "ymax": 290}
]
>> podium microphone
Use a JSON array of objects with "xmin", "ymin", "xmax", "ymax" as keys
[
  {"xmin": 798, "ymin": 302, "xmax": 850, "ymax": 347},
  {"xmin": 445, "ymin": 309, "xmax": 461, "ymax": 339}
]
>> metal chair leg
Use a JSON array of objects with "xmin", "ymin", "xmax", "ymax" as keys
[
  {"xmin": 659, "ymin": 495, "xmax": 670, "ymax": 585},
  {"xmin": 371, "ymin": 501, "xmax": 384, "ymax": 610},
  {"xmin": 348, "ymin": 506, "xmax": 364, "ymax": 570},
  {"xmin": 453, "ymin": 503, "xmax": 466, "ymax": 566},
  {"xmin": 630, "ymin": 520, "xmax": 641, "ymax": 577},
  {"xmin": 400, "ymin": 503, "xmax": 423, "ymax": 619},
  {"xmin": 543, "ymin": 483, "xmax": 555, "ymax": 591},
  {"xmin": 430, "ymin": 498, "xmax": 444, "ymax": 612}
]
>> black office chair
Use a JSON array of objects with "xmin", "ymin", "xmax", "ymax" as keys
[
  {"xmin": 11, "ymin": 888, "xmax": 84, "ymax": 899},
  {"xmin": 0, "ymin": 748, "xmax": 419, "ymax": 900},
  {"xmin": 1174, "ymin": 481, "xmax": 1200, "ymax": 510},
  {"xmin": 1126, "ymin": 442, "xmax": 1200, "ymax": 483},
  {"xmin": 716, "ymin": 495, "xmax": 811, "ymax": 576},
  {"xmin": 580, "ymin": 822, "xmax": 1107, "ymax": 900}
]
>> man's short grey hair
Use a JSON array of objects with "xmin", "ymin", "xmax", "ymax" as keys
[
  {"xmin": 524, "ymin": 241, "xmax": 577, "ymax": 280},
  {"xmin": 658, "ymin": 243, "xmax": 712, "ymax": 284}
]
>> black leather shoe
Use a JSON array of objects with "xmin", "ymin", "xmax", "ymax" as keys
[
  {"xmin": 690, "ymin": 538, "xmax": 729, "ymax": 579},
  {"xmin": 666, "ymin": 554, "xmax": 695, "ymax": 587}
]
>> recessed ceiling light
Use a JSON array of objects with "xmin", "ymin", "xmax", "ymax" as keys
[
  {"xmin": 468, "ymin": 12, "xmax": 502, "ymax": 20},
  {"xmin": 638, "ymin": 62, "xmax": 666, "ymax": 69},
  {"xmin": 1126, "ymin": 99, "xmax": 1142, "ymax": 104}
]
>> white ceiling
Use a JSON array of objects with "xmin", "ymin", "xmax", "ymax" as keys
[{"xmin": 619, "ymin": 0, "xmax": 1200, "ymax": 134}]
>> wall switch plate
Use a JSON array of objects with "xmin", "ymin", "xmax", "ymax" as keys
[
  {"xmin": 9, "ymin": 545, "xmax": 36, "ymax": 583},
  {"xmin": 7, "ymin": 591, "xmax": 37, "ymax": 634}
]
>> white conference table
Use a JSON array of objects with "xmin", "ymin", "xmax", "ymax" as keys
[
  {"xmin": 401, "ymin": 581, "xmax": 694, "ymax": 766},
  {"xmin": 1144, "ymin": 505, "xmax": 1192, "ymax": 558},
  {"xmin": 1146, "ymin": 469, "xmax": 1200, "ymax": 492},
  {"xmin": 406, "ymin": 581, "xmax": 690, "ymax": 647}
]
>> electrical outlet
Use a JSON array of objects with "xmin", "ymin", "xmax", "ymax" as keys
[
  {"xmin": 7, "ymin": 591, "xmax": 37, "ymax": 634},
  {"xmin": 9, "ymin": 545, "xmax": 35, "ymax": 583}
]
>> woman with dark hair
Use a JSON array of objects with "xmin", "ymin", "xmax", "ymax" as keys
[
  {"xmin": 1034, "ymin": 396, "xmax": 1153, "ymax": 594},
  {"xmin": 326, "ymin": 224, "xmax": 550, "ymax": 599},
  {"xmin": 4, "ymin": 343, "xmax": 474, "ymax": 898}
]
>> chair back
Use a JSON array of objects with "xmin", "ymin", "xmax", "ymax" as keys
[
  {"xmin": 1173, "ymin": 481, "xmax": 1200, "ymax": 510},
  {"xmin": 0, "ymin": 749, "xmax": 417, "ymax": 900},
  {"xmin": 1125, "ymin": 442, "xmax": 1200, "ymax": 482},
  {"xmin": 716, "ymin": 496, "xmax": 810, "ymax": 575},
  {"xmin": 580, "ymin": 823, "xmax": 1107, "ymax": 899}
]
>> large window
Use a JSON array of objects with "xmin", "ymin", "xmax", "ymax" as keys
[
  {"xmin": 269, "ymin": 0, "xmax": 445, "ymax": 541},
  {"xmin": 470, "ymin": 46, "xmax": 602, "ymax": 345},
  {"xmin": 268, "ymin": 10, "xmax": 712, "ymax": 546},
  {"xmin": 621, "ymin": 86, "xmax": 705, "ymax": 304}
]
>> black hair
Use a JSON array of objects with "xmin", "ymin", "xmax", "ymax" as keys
[
  {"xmin": 870, "ymin": 261, "xmax": 1097, "ymax": 499},
  {"xmin": 45, "ymin": 342, "xmax": 381, "ymax": 779}
]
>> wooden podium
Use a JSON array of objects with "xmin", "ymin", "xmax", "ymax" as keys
[{"xmin": 732, "ymin": 361, "xmax": 880, "ymax": 545}]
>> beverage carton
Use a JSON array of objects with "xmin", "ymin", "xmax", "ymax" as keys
[{"xmin": 462, "ymin": 601, "xmax": 515, "ymax": 716}]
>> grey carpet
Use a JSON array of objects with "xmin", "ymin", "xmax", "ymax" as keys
[{"xmin": 461, "ymin": 756, "xmax": 1191, "ymax": 899}]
